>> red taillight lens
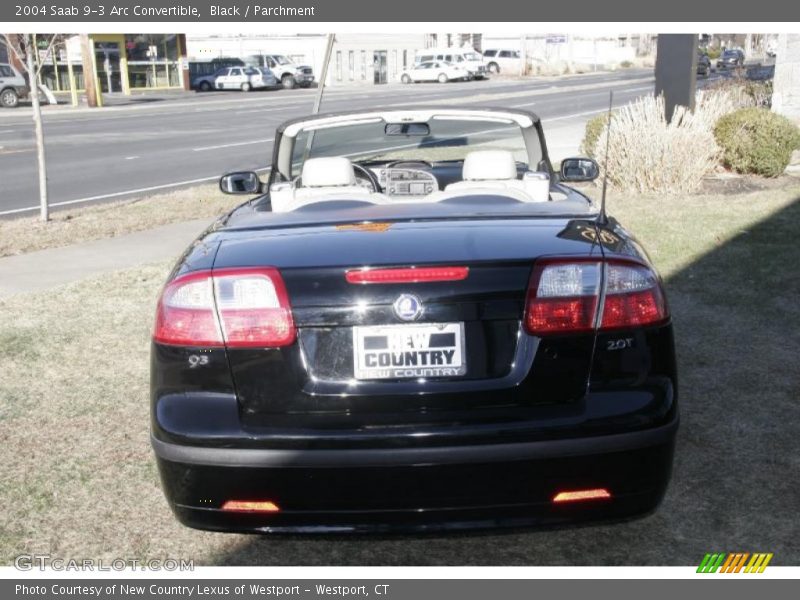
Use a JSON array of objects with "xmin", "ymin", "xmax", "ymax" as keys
[
  {"xmin": 345, "ymin": 266, "xmax": 469, "ymax": 284},
  {"xmin": 524, "ymin": 258, "xmax": 668, "ymax": 335},
  {"xmin": 154, "ymin": 271, "xmax": 223, "ymax": 346},
  {"xmin": 221, "ymin": 500, "xmax": 280, "ymax": 513},
  {"xmin": 213, "ymin": 268, "xmax": 295, "ymax": 347},
  {"xmin": 154, "ymin": 268, "xmax": 295, "ymax": 348},
  {"xmin": 599, "ymin": 263, "xmax": 667, "ymax": 329},
  {"xmin": 525, "ymin": 260, "xmax": 602, "ymax": 335}
]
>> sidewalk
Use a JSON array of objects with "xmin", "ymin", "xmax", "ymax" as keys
[
  {"xmin": 1, "ymin": 89, "xmax": 201, "ymax": 118},
  {"xmin": 0, "ymin": 218, "xmax": 212, "ymax": 297}
]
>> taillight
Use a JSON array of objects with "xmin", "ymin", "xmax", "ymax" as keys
[
  {"xmin": 153, "ymin": 271, "xmax": 222, "ymax": 346},
  {"xmin": 154, "ymin": 267, "xmax": 295, "ymax": 348},
  {"xmin": 525, "ymin": 260, "xmax": 601, "ymax": 334},
  {"xmin": 524, "ymin": 258, "xmax": 668, "ymax": 335},
  {"xmin": 345, "ymin": 266, "xmax": 469, "ymax": 284},
  {"xmin": 599, "ymin": 263, "xmax": 667, "ymax": 329}
]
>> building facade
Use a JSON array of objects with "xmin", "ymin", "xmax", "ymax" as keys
[
  {"xmin": 34, "ymin": 34, "xmax": 190, "ymax": 98},
  {"xmin": 773, "ymin": 34, "xmax": 800, "ymax": 122},
  {"xmin": 185, "ymin": 34, "xmax": 431, "ymax": 85}
]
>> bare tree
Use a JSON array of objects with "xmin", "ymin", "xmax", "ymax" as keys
[{"xmin": 1, "ymin": 34, "xmax": 62, "ymax": 222}]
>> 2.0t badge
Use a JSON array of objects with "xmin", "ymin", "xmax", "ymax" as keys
[{"xmin": 393, "ymin": 294, "xmax": 423, "ymax": 321}]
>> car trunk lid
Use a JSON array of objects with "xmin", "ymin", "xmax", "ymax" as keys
[{"xmin": 212, "ymin": 217, "xmax": 603, "ymax": 425}]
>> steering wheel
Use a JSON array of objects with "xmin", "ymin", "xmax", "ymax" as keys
[{"xmin": 352, "ymin": 164, "xmax": 382, "ymax": 192}]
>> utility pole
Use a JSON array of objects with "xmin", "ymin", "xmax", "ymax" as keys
[
  {"xmin": 25, "ymin": 34, "xmax": 49, "ymax": 222},
  {"xmin": 304, "ymin": 34, "xmax": 336, "ymax": 161},
  {"xmin": 655, "ymin": 34, "xmax": 698, "ymax": 122},
  {"xmin": 66, "ymin": 50, "xmax": 78, "ymax": 107},
  {"xmin": 312, "ymin": 34, "xmax": 336, "ymax": 115},
  {"xmin": 80, "ymin": 34, "xmax": 99, "ymax": 108}
]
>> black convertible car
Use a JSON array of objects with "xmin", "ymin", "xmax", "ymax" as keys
[{"xmin": 151, "ymin": 107, "xmax": 678, "ymax": 533}]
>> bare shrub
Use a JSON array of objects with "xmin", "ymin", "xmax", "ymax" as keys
[
  {"xmin": 706, "ymin": 74, "xmax": 772, "ymax": 108},
  {"xmin": 531, "ymin": 59, "xmax": 570, "ymax": 76},
  {"xmin": 590, "ymin": 94, "xmax": 736, "ymax": 193}
]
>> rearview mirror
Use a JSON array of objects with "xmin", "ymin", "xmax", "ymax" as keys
[
  {"xmin": 219, "ymin": 171, "xmax": 262, "ymax": 195},
  {"xmin": 384, "ymin": 123, "xmax": 430, "ymax": 136},
  {"xmin": 559, "ymin": 158, "xmax": 600, "ymax": 182}
]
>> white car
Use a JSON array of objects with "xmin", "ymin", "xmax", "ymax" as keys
[
  {"xmin": 415, "ymin": 49, "xmax": 488, "ymax": 79},
  {"xmin": 482, "ymin": 49, "xmax": 522, "ymax": 75},
  {"xmin": 212, "ymin": 66, "xmax": 277, "ymax": 92},
  {"xmin": 0, "ymin": 62, "xmax": 29, "ymax": 108},
  {"xmin": 401, "ymin": 61, "xmax": 469, "ymax": 84},
  {"xmin": 249, "ymin": 54, "xmax": 315, "ymax": 89}
]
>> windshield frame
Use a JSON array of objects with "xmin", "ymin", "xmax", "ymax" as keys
[{"xmin": 269, "ymin": 107, "xmax": 552, "ymax": 185}]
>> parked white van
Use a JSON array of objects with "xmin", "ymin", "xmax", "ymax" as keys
[
  {"xmin": 414, "ymin": 48, "xmax": 488, "ymax": 79},
  {"xmin": 481, "ymin": 49, "xmax": 523, "ymax": 74},
  {"xmin": 0, "ymin": 63, "xmax": 29, "ymax": 108}
]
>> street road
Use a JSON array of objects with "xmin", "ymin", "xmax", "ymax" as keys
[{"xmin": 0, "ymin": 69, "xmax": 660, "ymax": 216}]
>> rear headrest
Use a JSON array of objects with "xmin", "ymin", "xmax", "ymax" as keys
[
  {"xmin": 462, "ymin": 150, "xmax": 518, "ymax": 181},
  {"xmin": 301, "ymin": 157, "xmax": 357, "ymax": 187}
]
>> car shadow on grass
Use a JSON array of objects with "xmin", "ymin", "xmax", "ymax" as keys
[{"xmin": 213, "ymin": 196, "xmax": 800, "ymax": 566}]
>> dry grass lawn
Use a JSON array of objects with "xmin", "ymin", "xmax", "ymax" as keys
[
  {"xmin": 0, "ymin": 185, "xmax": 242, "ymax": 258},
  {"xmin": 1, "ymin": 184, "xmax": 799, "ymax": 565}
]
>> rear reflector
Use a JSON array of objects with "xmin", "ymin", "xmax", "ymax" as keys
[
  {"xmin": 346, "ymin": 266, "xmax": 469, "ymax": 284},
  {"xmin": 221, "ymin": 500, "xmax": 280, "ymax": 513},
  {"xmin": 154, "ymin": 267, "xmax": 295, "ymax": 348},
  {"xmin": 552, "ymin": 488, "xmax": 612, "ymax": 503},
  {"xmin": 524, "ymin": 258, "xmax": 668, "ymax": 335}
]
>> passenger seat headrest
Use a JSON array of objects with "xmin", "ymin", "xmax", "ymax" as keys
[
  {"xmin": 301, "ymin": 157, "xmax": 357, "ymax": 188},
  {"xmin": 462, "ymin": 150, "xmax": 518, "ymax": 181}
]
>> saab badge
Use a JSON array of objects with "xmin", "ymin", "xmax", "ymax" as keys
[{"xmin": 393, "ymin": 294, "xmax": 423, "ymax": 321}]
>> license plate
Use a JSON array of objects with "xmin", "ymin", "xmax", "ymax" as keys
[{"xmin": 353, "ymin": 323, "xmax": 466, "ymax": 380}]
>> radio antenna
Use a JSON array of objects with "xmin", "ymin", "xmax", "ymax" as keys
[{"xmin": 598, "ymin": 90, "xmax": 613, "ymax": 225}]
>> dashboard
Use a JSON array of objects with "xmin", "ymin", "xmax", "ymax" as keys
[{"xmin": 376, "ymin": 168, "xmax": 439, "ymax": 198}]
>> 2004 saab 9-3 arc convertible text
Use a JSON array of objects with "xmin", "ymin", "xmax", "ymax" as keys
[{"xmin": 150, "ymin": 107, "xmax": 678, "ymax": 533}]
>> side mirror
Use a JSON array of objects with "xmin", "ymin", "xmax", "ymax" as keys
[
  {"xmin": 559, "ymin": 157, "xmax": 600, "ymax": 182},
  {"xmin": 219, "ymin": 171, "xmax": 262, "ymax": 195}
]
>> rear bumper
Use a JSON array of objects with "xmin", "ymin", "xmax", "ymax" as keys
[{"xmin": 152, "ymin": 411, "xmax": 678, "ymax": 533}]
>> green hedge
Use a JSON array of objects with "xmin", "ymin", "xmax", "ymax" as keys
[
  {"xmin": 581, "ymin": 112, "xmax": 611, "ymax": 157},
  {"xmin": 714, "ymin": 108, "xmax": 800, "ymax": 177}
]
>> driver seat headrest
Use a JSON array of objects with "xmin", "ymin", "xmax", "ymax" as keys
[
  {"xmin": 462, "ymin": 150, "xmax": 518, "ymax": 181},
  {"xmin": 301, "ymin": 157, "xmax": 357, "ymax": 188}
]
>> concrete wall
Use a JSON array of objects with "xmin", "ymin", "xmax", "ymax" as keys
[
  {"xmin": 482, "ymin": 35, "xmax": 637, "ymax": 68},
  {"xmin": 772, "ymin": 34, "xmax": 800, "ymax": 122}
]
